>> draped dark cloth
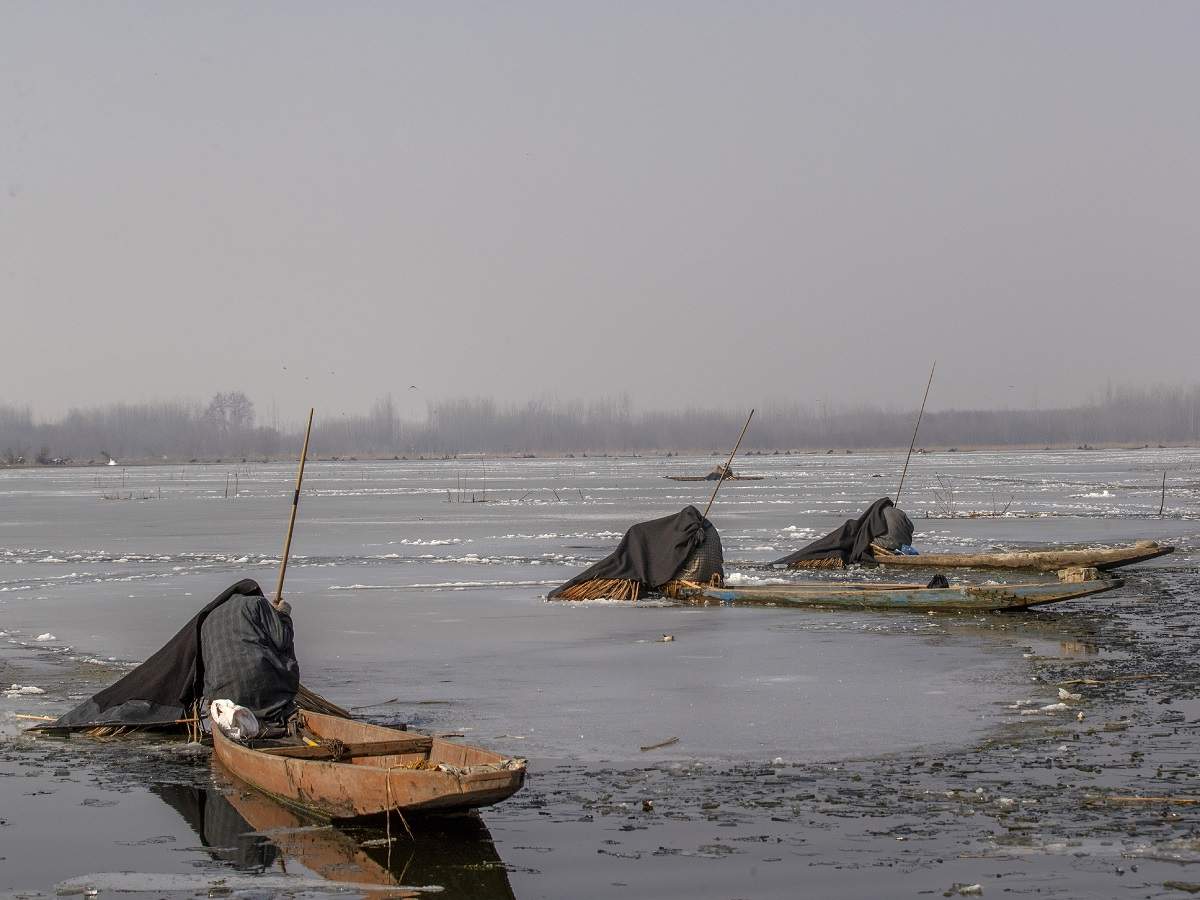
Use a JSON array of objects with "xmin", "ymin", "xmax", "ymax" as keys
[
  {"xmin": 549, "ymin": 506, "xmax": 718, "ymax": 597},
  {"xmin": 50, "ymin": 579, "xmax": 272, "ymax": 729},
  {"xmin": 771, "ymin": 498, "xmax": 899, "ymax": 567},
  {"xmin": 200, "ymin": 591, "xmax": 298, "ymax": 723}
]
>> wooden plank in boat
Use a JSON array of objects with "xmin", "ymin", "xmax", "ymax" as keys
[{"xmin": 259, "ymin": 736, "xmax": 433, "ymax": 760}]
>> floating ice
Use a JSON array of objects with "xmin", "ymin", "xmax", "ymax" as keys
[
  {"xmin": 1019, "ymin": 702, "xmax": 1070, "ymax": 715},
  {"xmin": 5, "ymin": 684, "xmax": 46, "ymax": 695},
  {"xmin": 35, "ymin": 633, "xmax": 56, "ymax": 641},
  {"xmin": 724, "ymin": 572, "xmax": 787, "ymax": 586}
]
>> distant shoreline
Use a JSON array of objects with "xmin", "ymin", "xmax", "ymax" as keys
[{"xmin": 3, "ymin": 442, "xmax": 1196, "ymax": 470}]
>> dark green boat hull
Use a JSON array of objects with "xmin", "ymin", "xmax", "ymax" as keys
[{"xmin": 678, "ymin": 578, "xmax": 1123, "ymax": 611}]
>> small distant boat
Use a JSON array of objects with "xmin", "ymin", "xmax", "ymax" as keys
[
  {"xmin": 671, "ymin": 577, "xmax": 1123, "ymax": 611},
  {"xmin": 869, "ymin": 541, "xmax": 1173, "ymax": 573},
  {"xmin": 664, "ymin": 474, "xmax": 764, "ymax": 481},
  {"xmin": 212, "ymin": 710, "xmax": 526, "ymax": 821},
  {"xmin": 664, "ymin": 463, "xmax": 764, "ymax": 482}
]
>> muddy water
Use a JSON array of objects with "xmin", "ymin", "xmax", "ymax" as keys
[{"xmin": 1, "ymin": 449, "xmax": 1197, "ymax": 897}]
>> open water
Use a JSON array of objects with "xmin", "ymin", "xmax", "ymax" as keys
[{"xmin": 1, "ymin": 449, "xmax": 1196, "ymax": 897}]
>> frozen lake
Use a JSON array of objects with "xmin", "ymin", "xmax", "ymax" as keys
[
  {"xmin": 3, "ymin": 449, "xmax": 1194, "ymax": 761},
  {"xmin": 2, "ymin": 448, "xmax": 1197, "ymax": 898}
]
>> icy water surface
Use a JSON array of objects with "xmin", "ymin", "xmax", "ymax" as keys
[{"xmin": 1, "ymin": 449, "xmax": 1197, "ymax": 897}]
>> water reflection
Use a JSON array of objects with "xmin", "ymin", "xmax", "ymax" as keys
[{"xmin": 151, "ymin": 766, "xmax": 516, "ymax": 898}]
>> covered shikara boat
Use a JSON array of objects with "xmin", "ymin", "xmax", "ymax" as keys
[
  {"xmin": 869, "ymin": 541, "xmax": 1173, "ymax": 573},
  {"xmin": 212, "ymin": 710, "xmax": 526, "ymax": 821},
  {"xmin": 671, "ymin": 576, "xmax": 1123, "ymax": 611}
]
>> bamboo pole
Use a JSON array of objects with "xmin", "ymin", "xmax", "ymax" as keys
[
  {"xmin": 1159, "ymin": 471, "xmax": 1167, "ymax": 516},
  {"xmin": 268, "ymin": 410, "xmax": 348, "ymax": 718},
  {"xmin": 895, "ymin": 362, "xmax": 936, "ymax": 507},
  {"xmin": 275, "ymin": 408, "xmax": 314, "ymax": 606},
  {"xmin": 702, "ymin": 409, "xmax": 755, "ymax": 520}
]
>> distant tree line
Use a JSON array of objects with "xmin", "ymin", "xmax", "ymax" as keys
[{"xmin": 2, "ymin": 384, "xmax": 1199, "ymax": 464}]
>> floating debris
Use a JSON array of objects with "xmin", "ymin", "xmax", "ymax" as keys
[
  {"xmin": 640, "ymin": 736, "xmax": 680, "ymax": 752},
  {"xmin": 943, "ymin": 884, "xmax": 983, "ymax": 897}
]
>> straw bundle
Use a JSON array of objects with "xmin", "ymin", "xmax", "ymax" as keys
[
  {"xmin": 787, "ymin": 557, "xmax": 845, "ymax": 570},
  {"xmin": 659, "ymin": 573, "xmax": 722, "ymax": 599},
  {"xmin": 555, "ymin": 578, "xmax": 641, "ymax": 601},
  {"xmin": 83, "ymin": 724, "xmax": 134, "ymax": 738}
]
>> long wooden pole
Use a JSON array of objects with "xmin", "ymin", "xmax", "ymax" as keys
[
  {"xmin": 895, "ymin": 363, "xmax": 936, "ymax": 507},
  {"xmin": 702, "ymin": 409, "xmax": 755, "ymax": 520},
  {"xmin": 1159, "ymin": 471, "xmax": 1167, "ymax": 516},
  {"xmin": 275, "ymin": 408, "xmax": 314, "ymax": 606}
]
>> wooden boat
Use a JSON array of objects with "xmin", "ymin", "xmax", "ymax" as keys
[
  {"xmin": 664, "ymin": 474, "xmax": 764, "ymax": 481},
  {"xmin": 211, "ymin": 709, "xmax": 525, "ymax": 821},
  {"xmin": 869, "ymin": 541, "xmax": 1173, "ymax": 573},
  {"xmin": 672, "ymin": 576, "xmax": 1123, "ymax": 611}
]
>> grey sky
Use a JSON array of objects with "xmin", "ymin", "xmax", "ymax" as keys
[{"xmin": 4, "ymin": 2, "xmax": 1198, "ymax": 421}]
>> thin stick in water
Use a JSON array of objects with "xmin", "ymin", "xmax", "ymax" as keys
[
  {"xmin": 702, "ymin": 409, "xmax": 755, "ymax": 520},
  {"xmin": 895, "ymin": 362, "xmax": 936, "ymax": 507},
  {"xmin": 275, "ymin": 408, "xmax": 315, "ymax": 606},
  {"xmin": 1159, "ymin": 471, "xmax": 1167, "ymax": 516}
]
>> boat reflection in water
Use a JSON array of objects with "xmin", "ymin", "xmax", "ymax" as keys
[{"xmin": 151, "ymin": 762, "xmax": 517, "ymax": 899}]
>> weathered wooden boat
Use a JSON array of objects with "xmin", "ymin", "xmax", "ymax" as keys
[
  {"xmin": 672, "ymin": 576, "xmax": 1123, "ymax": 611},
  {"xmin": 869, "ymin": 541, "xmax": 1173, "ymax": 573},
  {"xmin": 211, "ymin": 710, "xmax": 526, "ymax": 821},
  {"xmin": 664, "ymin": 474, "xmax": 764, "ymax": 481}
]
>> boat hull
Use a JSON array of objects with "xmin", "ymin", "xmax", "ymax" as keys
[
  {"xmin": 678, "ymin": 577, "xmax": 1123, "ymax": 611},
  {"xmin": 869, "ymin": 542, "xmax": 1173, "ymax": 573},
  {"xmin": 664, "ymin": 475, "xmax": 764, "ymax": 482},
  {"xmin": 211, "ymin": 711, "xmax": 525, "ymax": 821}
]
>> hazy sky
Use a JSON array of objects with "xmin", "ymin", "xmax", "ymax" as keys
[{"xmin": 4, "ymin": 2, "xmax": 1198, "ymax": 421}]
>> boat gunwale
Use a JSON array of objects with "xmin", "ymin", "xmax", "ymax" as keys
[
  {"xmin": 211, "ymin": 711, "xmax": 525, "ymax": 819},
  {"xmin": 677, "ymin": 577, "xmax": 1123, "ymax": 611},
  {"xmin": 867, "ymin": 543, "xmax": 1174, "ymax": 572}
]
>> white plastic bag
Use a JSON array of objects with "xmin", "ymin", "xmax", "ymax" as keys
[{"xmin": 209, "ymin": 698, "xmax": 260, "ymax": 740}]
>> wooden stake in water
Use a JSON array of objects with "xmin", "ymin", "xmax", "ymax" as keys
[
  {"xmin": 895, "ymin": 362, "xmax": 936, "ymax": 507},
  {"xmin": 1159, "ymin": 471, "xmax": 1167, "ymax": 516},
  {"xmin": 702, "ymin": 409, "xmax": 755, "ymax": 520},
  {"xmin": 275, "ymin": 408, "xmax": 314, "ymax": 606}
]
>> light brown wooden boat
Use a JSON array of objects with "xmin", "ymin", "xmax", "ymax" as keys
[
  {"xmin": 211, "ymin": 710, "xmax": 525, "ymax": 821},
  {"xmin": 869, "ymin": 540, "xmax": 1173, "ymax": 573}
]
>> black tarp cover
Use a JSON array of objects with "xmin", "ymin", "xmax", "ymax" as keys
[
  {"xmin": 548, "ymin": 505, "xmax": 719, "ymax": 598},
  {"xmin": 771, "ymin": 497, "xmax": 897, "ymax": 567},
  {"xmin": 50, "ymin": 579, "xmax": 267, "ymax": 729}
]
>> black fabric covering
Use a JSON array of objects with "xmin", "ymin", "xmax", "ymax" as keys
[
  {"xmin": 548, "ymin": 506, "xmax": 718, "ymax": 597},
  {"xmin": 927, "ymin": 574, "xmax": 950, "ymax": 588},
  {"xmin": 200, "ymin": 592, "xmax": 298, "ymax": 723},
  {"xmin": 52, "ymin": 579, "xmax": 266, "ymax": 729},
  {"xmin": 771, "ymin": 497, "xmax": 898, "ymax": 567}
]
